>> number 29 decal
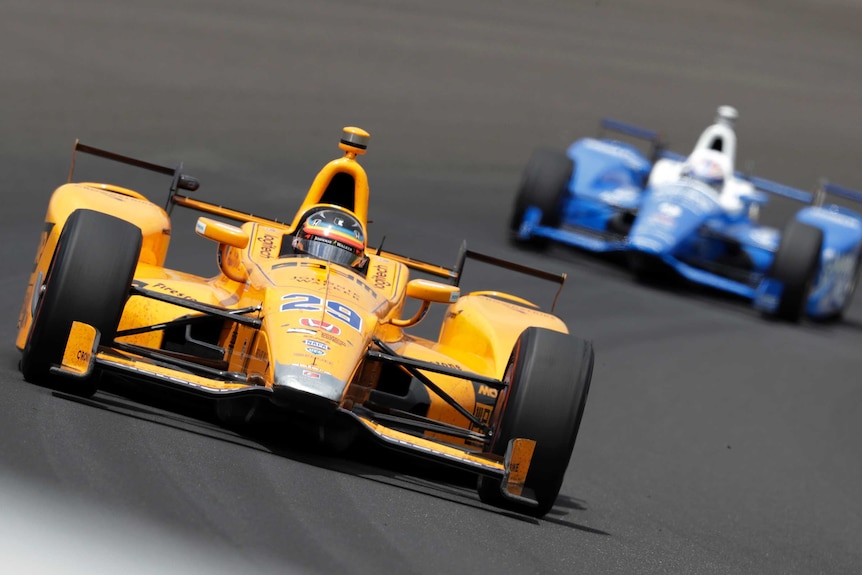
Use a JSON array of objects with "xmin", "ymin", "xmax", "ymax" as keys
[{"xmin": 280, "ymin": 293, "xmax": 363, "ymax": 332}]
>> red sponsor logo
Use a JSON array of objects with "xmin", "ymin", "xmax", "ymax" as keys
[
  {"xmin": 302, "ymin": 369, "xmax": 321, "ymax": 379},
  {"xmin": 299, "ymin": 317, "xmax": 342, "ymax": 335}
]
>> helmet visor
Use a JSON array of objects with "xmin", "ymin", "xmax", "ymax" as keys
[{"xmin": 295, "ymin": 235, "xmax": 364, "ymax": 268}]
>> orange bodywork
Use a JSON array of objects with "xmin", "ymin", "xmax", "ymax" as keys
[{"xmin": 16, "ymin": 129, "xmax": 571, "ymax": 489}]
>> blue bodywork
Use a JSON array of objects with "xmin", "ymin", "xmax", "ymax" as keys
[{"xmin": 513, "ymin": 121, "xmax": 862, "ymax": 320}]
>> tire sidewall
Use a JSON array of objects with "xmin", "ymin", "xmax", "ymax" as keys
[
  {"xmin": 479, "ymin": 327, "xmax": 593, "ymax": 516},
  {"xmin": 510, "ymin": 149, "xmax": 573, "ymax": 236},
  {"xmin": 768, "ymin": 220, "xmax": 823, "ymax": 321},
  {"xmin": 21, "ymin": 209, "xmax": 142, "ymax": 390}
]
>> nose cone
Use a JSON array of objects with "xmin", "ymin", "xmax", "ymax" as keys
[
  {"xmin": 628, "ymin": 232, "xmax": 672, "ymax": 254},
  {"xmin": 629, "ymin": 183, "xmax": 720, "ymax": 255},
  {"xmin": 270, "ymin": 363, "xmax": 350, "ymax": 416},
  {"xmin": 628, "ymin": 200, "xmax": 689, "ymax": 254},
  {"xmin": 260, "ymin": 271, "xmax": 376, "ymax": 413},
  {"xmin": 265, "ymin": 311, "xmax": 368, "ymax": 413},
  {"xmin": 273, "ymin": 363, "xmax": 347, "ymax": 402}
]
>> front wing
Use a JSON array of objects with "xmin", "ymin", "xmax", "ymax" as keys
[
  {"xmin": 518, "ymin": 206, "xmax": 629, "ymax": 252},
  {"xmin": 52, "ymin": 319, "xmax": 540, "ymax": 508}
]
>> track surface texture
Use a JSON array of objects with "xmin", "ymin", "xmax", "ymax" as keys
[{"xmin": 2, "ymin": 1, "xmax": 861, "ymax": 573}]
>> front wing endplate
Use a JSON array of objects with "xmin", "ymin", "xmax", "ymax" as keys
[
  {"xmin": 49, "ymin": 321, "xmax": 99, "ymax": 379},
  {"xmin": 503, "ymin": 438, "xmax": 536, "ymax": 503}
]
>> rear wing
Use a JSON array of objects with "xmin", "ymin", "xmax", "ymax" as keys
[
  {"xmin": 69, "ymin": 140, "xmax": 201, "ymax": 204},
  {"xmin": 748, "ymin": 176, "xmax": 862, "ymax": 207},
  {"xmin": 376, "ymin": 241, "xmax": 567, "ymax": 312},
  {"xmin": 598, "ymin": 118, "xmax": 668, "ymax": 163},
  {"xmin": 747, "ymin": 176, "xmax": 813, "ymax": 204},
  {"xmin": 814, "ymin": 180, "xmax": 862, "ymax": 207},
  {"xmin": 68, "ymin": 141, "xmax": 292, "ymax": 225}
]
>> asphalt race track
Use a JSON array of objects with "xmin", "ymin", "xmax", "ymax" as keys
[{"xmin": 1, "ymin": 1, "xmax": 861, "ymax": 573}]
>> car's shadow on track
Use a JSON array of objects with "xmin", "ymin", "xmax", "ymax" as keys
[{"xmin": 52, "ymin": 375, "xmax": 610, "ymax": 534}]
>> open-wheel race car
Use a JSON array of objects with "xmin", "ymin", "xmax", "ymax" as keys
[
  {"xmin": 15, "ymin": 128, "xmax": 594, "ymax": 517},
  {"xmin": 510, "ymin": 106, "xmax": 862, "ymax": 322}
]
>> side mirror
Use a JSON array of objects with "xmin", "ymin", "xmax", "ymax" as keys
[
  {"xmin": 195, "ymin": 218, "xmax": 249, "ymax": 283},
  {"xmin": 195, "ymin": 217, "xmax": 249, "ymax": 249},
  {"xmin": 406, "ymin": 279, "xmax": 460, "ymax": 303},
  {"xmin": 740, "ymin": 191, "xmax": 768, "ymax": 206},
  {"xmin": 389, "ymin": 279, "xmax": 459, "ymax": 328},
  {"xmin": 178, "ymin": 174, "xmax": 200, "ymax": 192}
]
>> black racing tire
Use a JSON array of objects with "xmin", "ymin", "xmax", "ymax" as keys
[
  {"xmin": 508, "ymin": 148, "xmax": 573, "ymax": 249},
  {"xmin": 767, "ymin": 220, "xmax": 823, "ymax": 322},
  {"xmin": 20, "ymin": 209, "xmax": 142, "ymax": 395},
  {"xmin": 477, "ymin": 327, "xmax": 594, "ymax": 517}
]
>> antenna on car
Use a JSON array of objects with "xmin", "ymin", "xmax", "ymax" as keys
[
  {"xmin": 67, "ymin": 139, "xmax": 80, "ymax": 182},
  {"xmin": 813, "ymin": 178, "xmax": 828, "ymax": 207},
  {"xmin": 452, "ymin": 240, "xmax": 468, "ymax": 286}
]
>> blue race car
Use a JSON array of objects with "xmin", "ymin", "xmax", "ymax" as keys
[{"xmin": 510, "ymin": 106, "xmax": 862, "ymax": 321}]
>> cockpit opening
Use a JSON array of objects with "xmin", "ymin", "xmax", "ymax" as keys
[{"xmin": 320, "ymin": 172, "xmax": 356, "ymax": 212}]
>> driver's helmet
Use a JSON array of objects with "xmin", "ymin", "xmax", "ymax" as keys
[
  {"xmin": 292, "ymin": 206, "xmax": 367, "ymax": 269},
  {"xmin": 681, "ymin": 150, "xmax": 727, "ymax": 192}
]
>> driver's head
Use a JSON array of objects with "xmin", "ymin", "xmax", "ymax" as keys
[
  {"xmin": 681, "ymin": 150, "xmax": 728, "ymax": 192},
  {"xmin": 292, "ymin": 206, "xmax": 367, "ymax": 270}
]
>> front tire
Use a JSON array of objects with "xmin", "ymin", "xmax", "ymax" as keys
[
  {"xmin": 767, "ymin": 220, "xmax": 823, "ymax": 322},
  {"xmin": 20, "ymin": 209, "xmax": 142, "ymax": 395},
  {"xmin": 477, "ymin": 327, "xmax": 594, "ymax": 517},
  {"xmin": 509, "ymin": 149, "xmax": 573, "ymax": 249}
]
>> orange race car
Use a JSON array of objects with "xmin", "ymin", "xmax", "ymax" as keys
[{"xmin": 15, "ymin": 128, "xmax": 594, "ymax": 517}]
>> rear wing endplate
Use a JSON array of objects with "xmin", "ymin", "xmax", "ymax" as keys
[{"xmin": 376, "ymin": 241, "xmax": 566, "ymax": 312}]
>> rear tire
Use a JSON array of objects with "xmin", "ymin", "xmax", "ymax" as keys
[
  {"xmin": 477, "ymin": 327, "xmax": 594, "ymax": 517},
  {"xmin": 20, "ymin": 209, "xmax": 142, "ymax": 395},
  {"xmin": 509, "ymin": 149, "xmax": 573, "ymax": 249},
  {"xmin": 767, "ymin": 220, "xmax": 823, "ymax": 322}
]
